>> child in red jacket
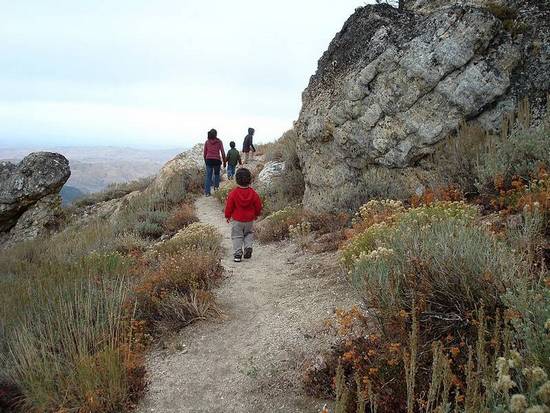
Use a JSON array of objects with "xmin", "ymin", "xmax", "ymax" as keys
[{"xmin": 224, "ymin": 168, "xmax": 262, "ymax": 262}]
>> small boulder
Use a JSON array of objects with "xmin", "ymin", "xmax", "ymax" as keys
[{"xmin": 257, "ymin": 161, "xmax": 285, "ymax": 187}]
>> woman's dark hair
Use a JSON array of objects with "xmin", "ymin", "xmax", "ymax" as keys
[
  {"xmin": 207, "ymin": 128, "xmax": 217, "ymax": 139},
  {"xmin": 236, "ymin": 168, "xmax": 252, "ymax": 187}
]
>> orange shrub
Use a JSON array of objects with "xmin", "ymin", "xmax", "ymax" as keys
[
  {"xmin": 164, "ymin": 203, "xmax": 199, "ymax": 232},
  {"xmin": 303, "ymin": 210, "xmax": 350, "ymax": 235},
  {"xmin": 410, "ymin": 185, "xmax": 464, "ymax": 207},
  {"xmin": 132, "ymin": 249, "xmax": 222, "ymax": 334}
]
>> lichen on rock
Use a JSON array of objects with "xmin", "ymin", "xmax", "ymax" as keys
[{"xmin": 295, "ymin": 0, "xmax": 549, "ymax": 211}]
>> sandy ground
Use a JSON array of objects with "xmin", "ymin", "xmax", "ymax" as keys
[{"xmin": 138, "ymin": 195, "xmax": 356, "ymax": 413}]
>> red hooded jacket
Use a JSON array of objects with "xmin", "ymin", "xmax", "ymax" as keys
[{"xmin": 224, "ymin": 187, "xmax": 263, "ymax": 222}]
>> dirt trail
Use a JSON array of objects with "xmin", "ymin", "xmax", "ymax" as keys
[{"xmin": 138, "ymin": 195, "xmax": 356, "ymax": 413}]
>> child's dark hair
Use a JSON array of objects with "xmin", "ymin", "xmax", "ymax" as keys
[
  {"xmin": 236, "ymin": 168, "xmax": 252, "ymax": 187},
  {"xmin": 230, "ymin": 141, "xmax": 236, "ymax": 148}
]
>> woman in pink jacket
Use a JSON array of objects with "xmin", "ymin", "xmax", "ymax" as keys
[{"xmin": 203, "ymin": 128, "xmax": 226, "ymax": 196}]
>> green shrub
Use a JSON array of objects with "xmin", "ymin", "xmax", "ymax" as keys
[
  {"xmin": 344, "ymin": 202, "xmax": 525, "ymax": 337},
  {"xmin": 0, "ymin": 219, "xmax": 119, "ymax": 280},
  {"xmin": 134, "ymin": 210, "xmax": 168, "ymax": 239},
  {"xmin": 113, "ymin": 193, "xmax": 169, "ymax": 237},
  {"xmin": 136, "ymin": 221, "xmax": 164, "ymax": 239},
  {"xmin": 139, "ymin": 210, "xmax": 168, "ymax": 225},
  {"xmin": 475, "ymin": 125, "xmax": 550, "ymax": 194},
  {"xmin": 321, "ymin": 168, "xmax": 415, "ymax": 214},
  {"xmin": 213, "ymin": 181, "xmax": 236, "ymax": 205},
  {"xmin": 0, "ymin": 168, "xmax": 221, "ymax": 411},
  {"xmin": 342, "ymin": 201, "xmax": 478, "ymax": 268},
  {"xmin": 503, "ymin": 277, "xmax": 550, "ymax": 372},
  {"xmin": 341, "ymin": 221, "xmax": 396, "ymax": 269}
]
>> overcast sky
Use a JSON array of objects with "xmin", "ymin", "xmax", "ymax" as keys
[{"xmin": 0, "ymin": 0, "xmax": 368, "ymax": 149}]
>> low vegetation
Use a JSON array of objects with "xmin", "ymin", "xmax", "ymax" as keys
[
  {"xmin": 73, "ymin": 176, "xmax": 154, "ymax": 207},
  {"xmin": 0, "ymin": 173, "xmax": 222, "ymax": 412},
  {"xmin": 257, "ymin": 130, "xmax": 305, "ymax": 215},
  {"xmin": 213, "ymin": 180, "xmax": 236, "ymax": 205},
  {"xmin": 301, "ymin": 101, "xmax": 550, "ymax": 412}
]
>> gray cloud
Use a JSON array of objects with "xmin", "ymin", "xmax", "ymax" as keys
[{"xmin": 0, "ymin": 0, "xmax": 367, "ymax": 148}]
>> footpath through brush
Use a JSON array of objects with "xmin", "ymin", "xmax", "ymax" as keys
[{"xmin": 138, "ymin": 195, "xmax": 355, "ymax": 413}]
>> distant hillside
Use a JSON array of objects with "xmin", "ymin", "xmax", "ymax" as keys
[
  {"xmin": 60, "ymin": 185, "xmax": 86, "ymax": 205},
  {"xmin": 0, "ymin": 146, "xmax": 183, "ymax": 194}
]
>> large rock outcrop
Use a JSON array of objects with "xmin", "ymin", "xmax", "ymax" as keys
[
  {"xmin": 0, "ymin": 152, "xmax": 70, "ymax": 245},
  {"xmin": 295, "ymin": 0, "xmax": 549, "ymax": 211},
  {"xmin": 145, "ymin": 144, "xmax": 204, "ymax": 197}
]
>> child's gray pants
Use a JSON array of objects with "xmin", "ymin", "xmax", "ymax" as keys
[{"xmin": 231, "ymin": 220, "xmax": 254, "ymax": 255}]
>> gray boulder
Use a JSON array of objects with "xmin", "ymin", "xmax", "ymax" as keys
[
  {"xmin": 295, "ymin": 0, "xmax": 549, "ymax": 211},
  {"xmin": 1, "ymin": 194, "xmax": 64, "ymax": 247},
  {"xmin": 0, "ymin": 152, "xmax": 70, "ymax": 235},
  {"xmin": 257, "ymin": 161, "xmax": 285, "ymax": 186},
  {"xmin": 145, "ymin": 144, "xmax": 204, "ymax": 198}
]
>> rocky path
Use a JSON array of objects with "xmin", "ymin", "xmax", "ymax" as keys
[{"xmin": 138, "ymin": 195, "xmax": 356, "ymax": 413}]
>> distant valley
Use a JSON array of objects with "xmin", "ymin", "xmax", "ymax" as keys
[{"xmin": 0, "ymin": 146, "xmax": 183, "ymax": 202}]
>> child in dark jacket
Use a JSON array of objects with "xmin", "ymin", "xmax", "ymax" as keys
[
  {"xmin": 224, "ymin": 168, "xmax": 262, "ymax": 262},
  {"xmin": 226, "ymin": 141, "xmax": 242, "ymax": 180}
]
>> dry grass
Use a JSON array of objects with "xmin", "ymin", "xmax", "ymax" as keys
[
  {"xmin": 133, "ymin": 248, "xmax": 222, "ymax": 335},
  {"xmin": 0, "ymin": 183, "xmax": 222, "ymax": 411}
]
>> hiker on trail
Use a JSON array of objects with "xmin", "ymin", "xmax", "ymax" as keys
[
  {"xmin": 242, "ymin": 127, "xmax": 256, "ymax": 163},
  {"xmin": 224, "ymin": 168, "xmax": 262, "ymax": 262},
  {"xmin": 203, "ymin": 128, "xmax": 226, "ymax": 196},
  {"xmin": 226, "ymin": 141, "xmax": 242, "ymax": 180}
]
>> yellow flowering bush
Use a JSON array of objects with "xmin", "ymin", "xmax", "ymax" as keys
[
  {"xmin": 255, "ymin": 206, "xmax": 305, "ymax": 243},
  {"xmin": 342, "ymin": 200, "xmax": 479, "ymax": 269},
  {"xmin": 341, "ymin": 221, "xmax": 396, "ymax": 268},
  {"xmin": 489, "ymin": 350, "xmax": 550, "ymax": 412},
  {"xmin": 289, "ymin": 221, "xmax": 312, "ymax": 249},
  {"xmin": 154, "ymin": 223, "xmax": 222, "ymax": 255},
  {"xmin": 399, "ymin": 201, "xmax": 479, "ymax": 226},
  {"xmin": 353, "ymin": 199, "xmax": 405, "ymax": 226}
]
